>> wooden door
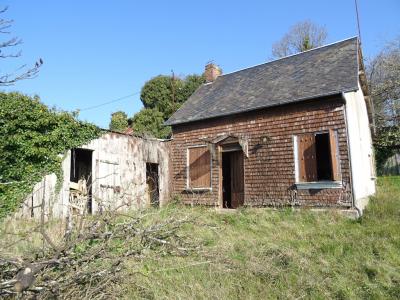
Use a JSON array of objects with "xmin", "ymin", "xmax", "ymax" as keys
[{"xmin": 230, "ymin": 151, "xmax": 244, "ymax": 208}]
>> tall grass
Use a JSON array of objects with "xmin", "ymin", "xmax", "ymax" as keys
[
  {"xmin": 1, "ymin": 177, "xmax": 399, "ymax": 299},
  {"xmin": 122, "ymin": 177, "xmax": 400, "ymax": 299}
]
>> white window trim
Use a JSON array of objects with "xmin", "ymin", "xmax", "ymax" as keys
[
  {"xmin": 186, "ymin": 145, "xmax": 212, "ymax": 191},
  {"xmin": 293, "ymin": 131, "xmax": 343, "ymax": 188},
  {"xmin": 293, "ymin": 135, "xmax": 299, "ymax": 182},
  {"xmin": 296, "ymin": 181, "xmax": 342, "ymax": 190}
]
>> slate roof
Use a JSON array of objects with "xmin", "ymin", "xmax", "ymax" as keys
[{"xmin": 165, "ymin": 37, "xmax": 360, "ymax": 126}]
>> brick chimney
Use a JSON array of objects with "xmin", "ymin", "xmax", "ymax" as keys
[{"xmin": 205, "ymin": 62, "xmax": 222, "ymax": 83}]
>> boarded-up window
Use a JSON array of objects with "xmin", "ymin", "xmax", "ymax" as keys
[
  {"xmin": 98, "ymin": 160, "xmax": 120, "ymax": 188},
  {"xmin": 188, "ymin": 146, "xmax": 211, "ymax": 188},
  {"xmin": 97, "ymin": 160, "xmax": 121, "ymax": 206},
  {"xmin": 297, "ymin": 130, "xmax": 340, "ymax": 182}
]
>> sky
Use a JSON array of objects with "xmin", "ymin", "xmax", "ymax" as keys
[{"xmin": 2, "ymin": 0, "xmax": 399, "ymax": 128}]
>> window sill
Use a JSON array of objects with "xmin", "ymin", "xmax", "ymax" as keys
[
  {"xmin": 184, "ymin": 188, "xmax": 212, "ymax": 193},
  {"xmin": 295, "ymin": 181, "xmax": 342, "ymax": 190}
]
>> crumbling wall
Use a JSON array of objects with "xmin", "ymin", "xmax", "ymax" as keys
[{"xmin": 16, "ymin": 132, "xmax": 171, "ymax": 219}]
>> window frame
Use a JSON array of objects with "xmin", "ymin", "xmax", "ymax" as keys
[
  {"xmin": 186, "ymin": 145, "xmax": 212, "ymax": 191},
  {"xmin": 293, "ymin": 130, "xmax": 342, "ymax": 189}
]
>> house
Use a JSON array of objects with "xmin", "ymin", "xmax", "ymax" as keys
[
  {"xmin": 165, "ymin": 37, "xmax": 376, "ymax": 216},
  {"xmin": 17, "ymin": 37, "xmax": 375, "ymax": 220},
  {"xmin": 17, "ymin": 131, "xmax": 171, "ymax": 219}
]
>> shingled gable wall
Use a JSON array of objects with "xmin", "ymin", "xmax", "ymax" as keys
[{"xmin": 170, "ymin": 95, "xmax": 353, "ymax": 208}]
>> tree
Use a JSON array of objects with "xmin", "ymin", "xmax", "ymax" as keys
[
  {"xmin": 132, "ymin": 73, "xmax": 204, "ymax": 138},
  {"xmin": 109, "ymin": 111, "xmax": 128, "ymax": 132},
  {"xmin": 130, "ymin": 108, "xmax": 171, "ymax": 139},
  {"xmin": 139, "ymin": 75, "xmax": 184, "ymax": 120},
  {"xmin": 179, "ymin": 74, "xmax": 206, "ymax": 103},
  {"xmin": 271, "ymin": 20, "xmax": 327, "ymax": 58},
  {"xmin": 139, "ymin": 74, "xmax": 204, "ymax": 120},
  {"xmin": 367, "ymin": 37, "xmax": 400, "ymax": 171},
  {"xmin": 0, "ymin": 6, "xmax": 42, "ymax": 86}
]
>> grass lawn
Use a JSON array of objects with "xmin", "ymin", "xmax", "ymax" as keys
[{"xmin": 1, "ymin": 177, "xmax": 399, "ymax": 299}]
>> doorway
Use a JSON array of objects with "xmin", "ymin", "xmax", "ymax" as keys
[
  {"xmin": 221, "ymin": 148, "xmax": 244, "ymax": 209},
  {"xmin": 70, "ymin": 148, "xmax": 93, "ymax": 214},
  {"xmin": 146, "ymin": 163, "xmax": 159, "ymax": 207}
]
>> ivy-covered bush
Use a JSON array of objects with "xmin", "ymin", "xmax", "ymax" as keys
[{"xmin": 0, "ymin": 92, "xmax": 100, "ymax": 219}]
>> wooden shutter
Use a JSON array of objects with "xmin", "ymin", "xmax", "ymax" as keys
[
  {"xmin": 297, "ymin": 134, "xmax": 317, "ymax": 182},
  {"xmin": 189, "ymin": 147, "xmax": 211, "ymax": 188},
  {"xmin": 329, "ymin": 129, "xmax": 340, "ymax": 181}
]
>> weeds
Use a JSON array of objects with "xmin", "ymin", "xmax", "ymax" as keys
[{"xmin": 1, "ymin": 177, "xmax": 399, "ymax": 299}]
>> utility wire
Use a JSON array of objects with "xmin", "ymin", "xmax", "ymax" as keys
[{"xmin": 78, "ymin": 91, "xmax": 140, "ymax": 111}]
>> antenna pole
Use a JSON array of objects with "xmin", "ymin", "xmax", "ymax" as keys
[{"xmin": 354, "ymin": 0, "xmax": 362, "ymax": 45}]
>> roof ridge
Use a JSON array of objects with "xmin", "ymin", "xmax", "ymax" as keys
[
  {"xmin": 219, "ymin": 36, "xmax": 358, "ymax": 78},
  {"xmin": 166, "ymin": 36, "xmax": 359, "ymax": 126}
]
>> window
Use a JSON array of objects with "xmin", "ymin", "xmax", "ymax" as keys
[
  {"xmin": 296, "ymin": 129, "xmax": 340, "ymax": 182},
  {"xmin": 187, "ymin": 146, "xmax": 211, "ymax": 189}
]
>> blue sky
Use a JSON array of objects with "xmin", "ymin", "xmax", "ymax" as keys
[{"xmin": 2, "ymin": 0, "xmax": 399, "ymax": 128}]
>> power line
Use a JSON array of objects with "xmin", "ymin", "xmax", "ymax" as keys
[{"xmin": 78, "ymin": 91, "xmax": 140, "ymax": 111}]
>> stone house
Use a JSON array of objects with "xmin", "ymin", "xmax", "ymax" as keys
[{"xmin": 165, "ymin": 37, "xmax": 376, "ymax": 215}]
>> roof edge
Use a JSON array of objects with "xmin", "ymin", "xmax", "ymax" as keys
[
  {"xmin": 166, "ymin": 88, "xmax": 357, "ymax": 126},
  {"xmin": 101, "ymin": 128, "xmax": 170, "ymax": 142},
  {"xmin": 219, "ymin": 36, "xmax": 359, "ymax": 78}
]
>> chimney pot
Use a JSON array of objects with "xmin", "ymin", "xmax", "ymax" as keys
[{"xmin": 205, "ymin": 63, "xmax": 222, "ymax": 83}]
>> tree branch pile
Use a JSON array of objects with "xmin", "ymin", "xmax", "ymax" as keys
[{"xmin": 0, "ymin": 210, "xmax": 195, "ymax": 299}]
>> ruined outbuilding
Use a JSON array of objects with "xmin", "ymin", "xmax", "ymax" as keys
[{"xmin": 17, "ymin": 132, "xmax": 171, "ymax": 219}]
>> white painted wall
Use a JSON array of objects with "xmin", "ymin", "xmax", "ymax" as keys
[
  {"xmin": 16, "ymin": 132, "xmax": 171, "ymax": 219},
  {"xmin": 344, "ymin": 83, "xmax": 376, "ymax": 212}
]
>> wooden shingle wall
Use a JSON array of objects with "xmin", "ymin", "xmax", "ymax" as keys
[{"xmin": 170, "ymin": 96, "xmax": 352, "ymax": 208}]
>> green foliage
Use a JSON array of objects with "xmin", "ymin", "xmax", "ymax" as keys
[
  {"xmin": 140, "ymin": 74, "xmax": 205, "ymax": 120},
  {"xmin": 133, "ymin": 73, "xmax": 204, "ymax": 138},
  {"xmin": 0, "ymin": 92, "xmax": 100, "ymax": 219},
  {"xmin": 109, "ymin": 111, "xmax": 128, "ymax": 132},
  {"xmin": 301, "ymin": 35, "xmax": 312, "ymax": 51},
  {"xmin": 130, "ymin": 108, "xmax": 171, "ymax": 138},
  {"xmin": 140, "ymin": 75, "xmax": 185, "ymax": 119},
  {"xmin": 374, "ymin": 128, "xmax": 399, "ymax": 174},
  {"xmin": 178, "ymin": 74, "xmax": 206, "ymax": 105}
]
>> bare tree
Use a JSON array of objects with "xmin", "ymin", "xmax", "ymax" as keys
[
  {"xmin": 0, "ymin": 6, "xmax": 42, "ymax": 86},
  {"xmin": 367, "ymin": 37, "xmax": 400, "ymax": 130},
  {"xmin": 366, "ymin": 36, "xmax": 400, "ymax": 172},
  {"xmin": 271, "ymin": 20, "xmax": 328, "ymax": 58}
]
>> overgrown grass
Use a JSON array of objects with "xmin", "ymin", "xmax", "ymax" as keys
[
  {"xmin": 122, "ymin": 177, "xmax": 400, "ymax": 299},
  {"xmin": 1, "ymin": 177, "xmax": 399, "ymax": 299},
  {"xmin": 0, "ymin": 219, "xmax": 65, "ymax": 259}
]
